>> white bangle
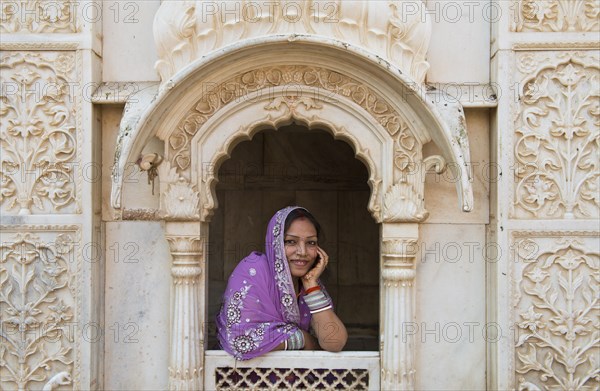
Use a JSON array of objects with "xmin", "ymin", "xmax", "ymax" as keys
[{"xmin": 309, "ymin": 305, "xmax": 333, "ymax": 314}]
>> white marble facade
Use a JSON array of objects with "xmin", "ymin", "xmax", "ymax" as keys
[{"xmin": 1, "ymin": 1, "xmax": 598, "ymax": 390}]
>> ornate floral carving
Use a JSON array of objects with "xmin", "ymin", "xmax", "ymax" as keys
[
  {"xmin": 384, "ymin": 135, "xmax": 446, "ymax": 222},
  {"xmin": 513, "ymin": 53, "xmax": 599, "ymax": 219},
  {"xmin": 383, "ymin": 183, "xmax": 427, "ymax": 222},
  {"xmin": 0, "ymin": 227, "xmax": 80, "ymax": 390},
  {"xmin": 166, "ymin": 235, "xmax": 203, "ymax": 258},
  {"xmin": 512, "ymin": 233, "xmax": 599, "ymax": 390},
  {"xmin": 513, "ymin": 0, "xmax": 599, "ymax": 32},
  {"xmin": 154, "ymin": 0, "xmax": 430, "ymax": 84},
  {"xmin": 158, "ymin": 161, "xmax": 200, "ymax": 220},
  {"xmin": 0, "ymin": 52, "xmax": 78, "ymax": 215},
  {"xmin": 0, "ymin": 0, "xmax": 79, "ymax": 33},
  {"xmin": 264, "ymin": 96, "xmax": 323, "ymax": 113},
  {"xmin": 169, "ymin": 65, "xmax": 416, "ymax": 178}
]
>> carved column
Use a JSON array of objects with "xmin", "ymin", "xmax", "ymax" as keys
[
  {"xmin": 166, "ymin": 222, "xmax": 204, "ymax": 390},
  {"xmin": 380, "ymin": 224, "xmax": 419, "ymax": 390}
]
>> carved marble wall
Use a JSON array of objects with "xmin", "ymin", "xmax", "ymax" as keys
[
  {"xmin": 0, "ymin": 1, "xmax": 102, "ymax": 389},
  {"xmin": 0, "ymin": 51, "xmax": 80, "ymax": 215},
  {"xmin": 512, "ymin": 0, "xmax": 599, "ymax": 32},
  {"xmin": 511, "ymin": 231, "xmax": 599, "ymax": 389},
  {"xmin": 490, "ymin": 1, "xmax": 599, "ymax": 389},
  {"xmin": 0, "ymin": 226, "xmax": 81, "ymax": 390},
  {"xmin": 153, "ymin": 0, "xmax": 431, "ymax": 84},
  {"xmin": 5, "ymin": 0, "xmax": 598, "ymax": 390},
  {"xmin": 512, "ymin": 51, "xmax": 599, "ymax": 220}
]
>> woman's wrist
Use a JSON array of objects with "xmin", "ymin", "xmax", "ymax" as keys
[
  {"xmin": 304, "ymin": 289, "xmax": 333, "ymax": 314},
  {"xmin": 302, "ymin": 279, "xmax": 319, "ymax": 290},
  {"xmin": 286, "ymin": 329, "xmax": 305, "ymax": 350}
]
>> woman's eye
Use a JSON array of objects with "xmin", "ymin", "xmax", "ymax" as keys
[
  {"xmin": 307, "ymin": 241, "xmax": 317, "ymax": 246},
  {"xmin": 284, "ymin": 240, "xmax": 296, "ymax": 245}
]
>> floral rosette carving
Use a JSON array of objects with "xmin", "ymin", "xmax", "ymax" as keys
[
  {"xmin": 514, "ymin": 55, "xmax": 599, "ymax": 219},
  {"xmin": 0, "ymin": 52, "xmax": 78, "ymax": 215},
  {"xmin": 168, "ymin": 66, "xmax": 414, "ymax": 179},
  {"xmin": 0, "ymin": 232, "xmax": 77, "ymax": 390},
  {"xmin": 0, "ymin": 0, "xmax": 79, "ymax": 33},
  {"xmin": 514, "ymin": 237, "xmax": 600, "ymax": 390},
  {"xmin": 513, "ymin": 0, "xmax": 599, "ymax": 32}
]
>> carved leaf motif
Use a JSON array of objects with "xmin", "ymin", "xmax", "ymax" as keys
[
  {"xmin": 162, "ymin": 178, "xmax": 200, "ymax": 220},
  {"xmin": 0, "ymin": 231, "xmax": 77, "ymax": 390},
  {"xmin": 382, "ymin": 182, "xmax": 428, "ymax": 222},
  {"xmin": 514, "ymin": 0, "xmax": 600, "ymax": 32},
  {"xmin": 514, "ymin": 57, "xmax": 600, "ymax": 219},
  {"xmin": 0, "ymin": 0, "xmax": 78, "ymax": 33},
  {"xmin": 514, "ymin": 237, "xmax": 600, "ymax": 389},
  {"xmin": 0, "ymin": 53, "xmax": 77, "ymax": 215}
]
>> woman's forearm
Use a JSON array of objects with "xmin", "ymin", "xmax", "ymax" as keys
[
  {"xmin": 310, "ymin": 310, "xmax": 347, "ymax": 352},
  {"xmin": 271, "ymin": 329, "xmax": 319, "ymax": 351}
]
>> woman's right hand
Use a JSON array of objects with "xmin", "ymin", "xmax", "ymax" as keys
[
  {"xmin": 302, "ymin": 246, "xmax": 329, "ymax": 289},
  {"xmin": 301, "ymin": 330, "xmax": 320, "ymax": 350}
]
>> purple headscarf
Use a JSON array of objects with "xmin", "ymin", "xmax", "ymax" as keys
[{"xmin": 216, "ymin": 206, "xmax": 330, "ymax": 360}]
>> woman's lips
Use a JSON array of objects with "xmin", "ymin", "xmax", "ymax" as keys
[{"xmin": 290, "ymin": 259, "xmax": 309, "ymax": 267}]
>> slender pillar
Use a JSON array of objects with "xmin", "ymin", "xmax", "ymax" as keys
[
  {"xmin": 166, "ymin": 222, "xmax": 204, "ymax": 390},
  {"xmin": 380, "ymin": 224, "xmax": 419, "ymax": 390}
]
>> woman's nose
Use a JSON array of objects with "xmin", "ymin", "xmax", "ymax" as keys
[{"xmin": 296, "ymin": 242, "xmax": 306, "ymax": 255}]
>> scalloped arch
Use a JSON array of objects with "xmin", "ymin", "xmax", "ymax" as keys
[{"xmin": 111, "ymin": 37, "xmax": 473, "ymax": 218}]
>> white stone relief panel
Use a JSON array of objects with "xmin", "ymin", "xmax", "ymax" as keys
[
  {"xmin": 0, "ymin": 0, "xmax": 79, "ymax": 33},
  {"xmin": 511, "ymin": 231, "xmax": 599, "ymax": 390},
  {"xmin": 168, "ymin": 65, "xmax": 415, "ymax": 178},
  {"xmin": 0, "ymin": 225, "xmax": 81, "ymax": 390},
  {"xmin": 512, "ymin": 0, "xmax": 600, "ymax": 32},
  {"xmin": 0, "ymin": 51, "xmax": 81, "ymax": 215},
  {"xmin": 512, "ymin": 51, "xmax": 599, "ymax": 219},
  {"xmin": 153, "ymin": 0, "xmax": 431, "ymax": 84}
]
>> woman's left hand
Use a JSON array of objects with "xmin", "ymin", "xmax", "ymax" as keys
[{"xmin": 302, "ymin": 246, "xmax": 329, "ymax": 287}]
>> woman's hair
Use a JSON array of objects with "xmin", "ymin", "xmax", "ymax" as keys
[{"xmin": 284, "ymin": 208, "xmax": 321, "ymax": 239}]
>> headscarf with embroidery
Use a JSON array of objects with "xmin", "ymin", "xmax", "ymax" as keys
[{"xmin": 216, "ymin": 206, "xmax": 330, "ymax": 360}]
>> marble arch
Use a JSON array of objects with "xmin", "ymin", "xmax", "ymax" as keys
[{"xmin": 109, "ymin": 7, "xmax": 474, "ymax": 391}]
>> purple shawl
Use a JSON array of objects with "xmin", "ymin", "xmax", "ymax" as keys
[{"xmin": 216, "ymin": 206, "xmax": 329, "ymax": 360}]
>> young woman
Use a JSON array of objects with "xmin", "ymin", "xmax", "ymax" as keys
[{"xmin": 216, "ymin": 206, "xmax": 347, "ymax": 360}]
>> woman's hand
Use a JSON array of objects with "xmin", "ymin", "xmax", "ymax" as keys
[
  {"xmin": 301, "ymin": 330, "xmax": 320, "ymax": 350},
  {"xmin": 302, "ymin": 246, "xmax": 329, "ymax": 289}
]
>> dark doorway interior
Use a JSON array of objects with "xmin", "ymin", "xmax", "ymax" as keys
[{"xmin": 207, "ymin": 124, "xmax": 379, "ymax": 351}]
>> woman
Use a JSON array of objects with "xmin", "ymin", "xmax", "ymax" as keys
[{"xmin": 216, "ymin": 206, "xmax": 347, "ymax": 360}]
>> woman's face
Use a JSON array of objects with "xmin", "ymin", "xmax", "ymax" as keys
[{"xmin": 284, "ymin": 218, "xmax": 318, "ymax": 278}]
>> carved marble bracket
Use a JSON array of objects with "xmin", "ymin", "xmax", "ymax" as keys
[
  {"xmin": 380, "ymin": 224, "xmax": 419, "ymax": 390},
  {"xmin": 165, "ymin": 223, "xmax": 205, "ymax": 390},
  {"xmin": 158, "ymin": 161, "xmax": 200, "ymax": 221},
  {"xmin": 383, "ymin": 155, "xmax": 447, "ymax": 222}
]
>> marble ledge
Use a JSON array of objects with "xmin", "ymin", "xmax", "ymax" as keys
[
  {"xmin": 0, "ymin": 33, "xmax": 101, "ymax": 53},
  {"xmin": 91, "ymin": 81, "xmax": 498, "ymax": 108}
]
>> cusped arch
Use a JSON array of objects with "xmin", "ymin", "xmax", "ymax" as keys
[
  {"xmin": 190, "ymin": 84, "xmax": 387, "ymax": 221},
  {"xmin": 111, "ymin": 37, "xmax": 473, "ymax": 220}
]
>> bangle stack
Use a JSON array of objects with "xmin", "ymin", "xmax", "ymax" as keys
[
  {"xmin": 286, "ymin": 329, "xmax": 305, "ymax": 350},
  {"xmin": 304, "ymin": 289, "xmax": 332, "ymax": 314}
]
